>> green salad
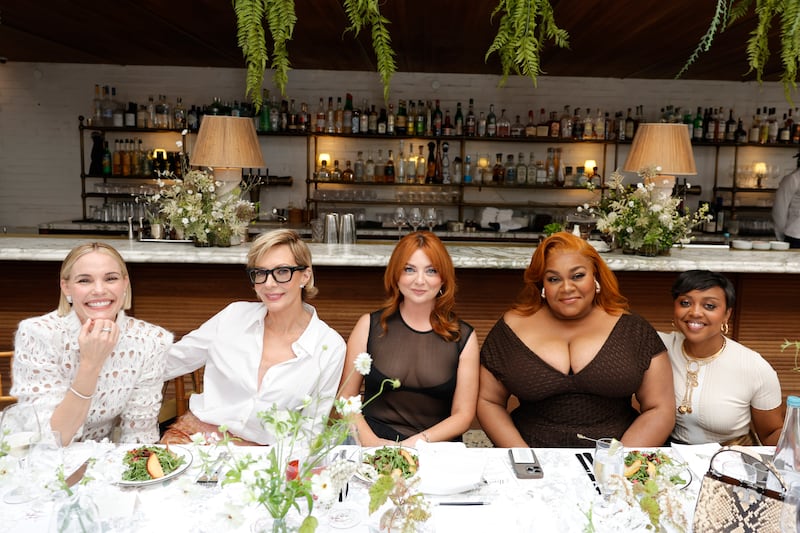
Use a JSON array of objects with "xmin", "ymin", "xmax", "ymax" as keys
[
  {"xmin": 122, "ymin": 445, "xmax": 185, "ymax": 481},
  {"xmin": 363, "ymin": 446, "xmax": 418, "ymax": 478}
]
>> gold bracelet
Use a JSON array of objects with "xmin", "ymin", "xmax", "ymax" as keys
[{"xmin": 69, "ymin": 386, "xmax": 94, "ymax": 400}]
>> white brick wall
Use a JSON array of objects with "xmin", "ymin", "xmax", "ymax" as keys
[{"xmin": 0, "ymin": 62, "xmax": 794, "ymax": 230}]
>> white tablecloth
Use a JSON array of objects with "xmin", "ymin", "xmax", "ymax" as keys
[{"xmin": 0, "ymin": 443, "xmax": 755, "ymax": 533}]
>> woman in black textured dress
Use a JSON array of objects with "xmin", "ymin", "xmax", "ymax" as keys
[{"xmin": 477, "ymin": 232, "xmax": 675, "ymax": 447}]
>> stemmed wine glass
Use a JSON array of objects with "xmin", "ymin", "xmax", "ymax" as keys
[
  {"xmin": 1, "ymin": 403, "xmax": 43, "ymax": 504},
  {"xmin": 392, "ymin": 207, "xmax": 407, "ymax": 240},
  {"xmin": 425, "ymin": 207, "xmax": 438, "ymax": 232},
  {"xmin": 408, "ymin": 207, "xmax": 423, "ymax": 233},
  {"xmin": 323, "ymin": 448, "xmax": 363, "ymax": 529}
]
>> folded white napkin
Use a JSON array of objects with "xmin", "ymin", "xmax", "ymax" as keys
[
  {"xmin": 480, "ymin": 207, "xmax": 514, "ymax": 229},
  {"xmin": 415, "ymin": 442, "xmax": 486, "ymax": 495}
]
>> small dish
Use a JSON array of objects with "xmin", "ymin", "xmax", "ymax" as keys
[
  {"xmin": 116, "ymin": 445, "xmax": 193, "ymax": 487},
  {"xmin": 731, "ymin": 240, "xmax": 752, "ymax": 250},
  {"xmin": 770, "ymin": 241, "xmax": 790, "ymax": 250},
  {"xmin": 752, "ymin": 241, "xmax": 771, "ymax": 250}
]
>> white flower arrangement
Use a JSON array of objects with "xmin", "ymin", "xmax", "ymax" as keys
[{"xmin": 150, "ymin": 169, "xmax": 256, "ymax": 245}]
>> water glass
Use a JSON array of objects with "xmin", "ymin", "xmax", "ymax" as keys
[
  {"xmin": 594, "ymin": 438, "xmax": 624, "ymax": 502},
  {"xmin": 781, "ymin": 481, "xmax": 800, "ymax": 532}
]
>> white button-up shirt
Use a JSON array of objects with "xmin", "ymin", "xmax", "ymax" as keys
[{"xmin": 165, "ymin": 301, "xmax": 346, "ymax": 444}]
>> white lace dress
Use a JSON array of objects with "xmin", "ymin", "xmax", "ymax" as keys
[{"xmin": 11, "ymin": 310, "xmax": 173, "ymax": 443}]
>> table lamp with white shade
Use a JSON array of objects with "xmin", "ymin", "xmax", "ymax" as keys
[
  {"xmin": 190, "ymin": 115, "xmax": 265, "ymax": 196},
  {"xmin": 623, "ymin": 123, "xmax": 697, "ymax": 198}
]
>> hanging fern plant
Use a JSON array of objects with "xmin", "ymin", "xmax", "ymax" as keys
[
  {"xmin": 485, "ymin": 0, "xmax": 570, "ymax": 87},
  {"xmin": 233, "ymin": 0, "xmax": 396, "ymax": 109},
  {"xmin": 678, "ymin": 0, "xmax": 800, "ymax": 100}
]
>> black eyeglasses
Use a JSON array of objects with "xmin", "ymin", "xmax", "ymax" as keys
[{"xmin": 247, "ymin": 266, "xmax": 307, "ymax": 285}]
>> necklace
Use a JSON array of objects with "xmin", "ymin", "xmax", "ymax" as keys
[{"xmin": 677, "ymin": 337, "xmax": 727, "ymax": 415}]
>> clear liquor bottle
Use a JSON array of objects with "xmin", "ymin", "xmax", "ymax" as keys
[
  {"xmin": 504, "ymin": 154, "xmax": 516, "ymax": 184},
  {"xmin": 325, "ymin": 97, "xmax": 335, "ymax": 133},
  {"xmin": 525, "ymin": 110, "xmax": 537, "ymax": 137},
  {"xmin": 441, "ymin": 143, "xmax": 451, "ymax": 184},
  {"xmin": 497, "ymin": 109, "xmax": 511, "ymax": 137},
  {"xmin": 334, "ymin": 96, "xmax": 344, "ymax": 133},
  {"xmin": 405, "ymin": 143, "xmax": 417, "ymax": 183},
  {"xmin": 516, "ymin": 152, "xmax": 527, "ymax": 184},
  {"xmin": 330, "ymin": 160, "xmax": 342, "ymax": 181},
  {"xmin": 92, "ymin": 84, "xmax": 102, "ymax": 126},
  {"xmin": 374, "ymin": 149, "xmax": 385, "ymax": 183},
  {"xmin": 317, "ymin": 160, "xmax": 330, "ymax": 181},
  {"xmin": 416, "ymin": 145, "xmax": 426, "ymax": 184},
  {"xmin": 511, "ymin": 115, "xmax": 525, "ymax": 138},
  {"xmin": 365, "ymin": 151, "xmax": 375, "ymax": 182},
  {"xmin": 360, "ymin": 98, "xmax": 369, "ymax": 134},
  {"xmin": 454, "ymin": 103, "xmax": 464, "ymax": 136},
  {"xmin": 527, "ymin": 152, "xmax": 537, "ymax": 185},
  {"xmin": 354, "ymin": 151, "xmax": 365, "ymax": 182}
]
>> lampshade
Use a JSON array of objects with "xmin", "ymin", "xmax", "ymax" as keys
[
  {"xmin": 623, "ymin": 123, "xmax": 697, "ymax": 189},
  {"xmin": 191, "ymin": 115, "xmax": 264, "ymax": 194}
]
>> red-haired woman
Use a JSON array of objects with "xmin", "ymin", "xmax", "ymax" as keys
[
  {"xmin": 341, "ymin": 231, "xmax": 479, "ymax": 447},
  {"xmin": 478, "ymin": 232, "xmax": 675, "ymax": 448}
]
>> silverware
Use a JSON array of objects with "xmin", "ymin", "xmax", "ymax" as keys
[
  {"xmin": 196, "ymin": 451, "xmax": 229, "ymax": 485},
  {"xmin": 575, "ymin": 453, "xmax": 601, "ymax": 495}
]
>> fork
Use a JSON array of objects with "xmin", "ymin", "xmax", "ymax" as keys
[{"xmin": 196, "ymin": 451, "xmax": 230, "ymax": 485}]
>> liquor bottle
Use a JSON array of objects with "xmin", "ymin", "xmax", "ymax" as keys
[
  {"xmin": 173, "ymin": 97, "xmax": 186, "ymax": 129},
  {"xmin": 342, "ymin": 160, "xmax": 354, "ymax": 182},
  {"xmin": 515, "ymin": 152, "xmax": 527, "ymax": 184},
  {"xmin": 497, "ymin": 109, "xmax": 511, "ymax": 137},
  {"xmin": 511, "ymin": 115, "xmax": 525, "ymax": 138},
  {"xmin": 433, "ymin": 100, "xmax": 443, "ymax": 136},
  {"xmin": 155, "ymin": 94, "xmax": 170, "ymax": 128},
  {"xmin": 554, "ymin": 148, "xmax": 565, "ymax": 186},
  {"xmin": 315, "ymin": 98, "xmax": 326, "ymax": 133},
  {"xmin": 549, "ymin": 111, "xmax": 561, "ymax": 138},
  {"xmin": 416, "ymin": 100, "xmax": 426, "ymax": 135},
  {"xmin": 443, "ymin": 109, "xmax": 453, "ymax": 136},
  {"xmin": 594, "ymin": 109, "xmax": 606, "ymax": 140},
  {"xmin": 441, "ymin": 143, "xmax": 451, "ymax": 184},
  {"xmin": 396, "ymin": 140, "xmax": 406, "ymax": 183},
  {"xmin": 259, "ymin": 92, "xmax": 271, "ymax": 132},
  {"xmin": 387, "ymin": 104, "xmax": 396, "ymax": 135},
  {"xmin": 343, "ymin": 94, "xmax": 353, "ymax": 134},
  {"xmin": 734, "ymin": 118, "xmax": 747, "ymax": 143},
  {"xmin": 465, "ymin": 99, "xmax": 477, "ymax": 136},
  {"xmin": 525, "ymin": 152, "xmax": 536, "ymax": 185},
  {"xmin": 749, "ymin": 109, "xmax": 760, "ymax": 143},
  {"xmin": 360, "ymin": 98, "xmax": 370, "ymax": 134},
  {"xmin": 454, "ymin": 103, "xmax": 464, "ymax": 136},
  {"xmin": 330, "ymin": 160, "xmax": 342, "ymax": 181},
  {"xmin": 426, "ymin": 142, "xmax": 437, "ymax": 183},
  {"xmin": 396, "ymin": 100, "xmax": 407, "ymax": 135},
  {"xmin": 100, "ymin": 86, "xmax": 114, "ymax": 126},
  {"xmin": 583, "ymin": 108, "xmax": 594, "ymax": 139},
  {"xmin": 537, "ymin": 108, "xmax": 549, "ymax": 137},
  {"xmin": 625, "ymin": 108, "xmax": 636, "ymax": 141},
  {"xmin": 425, "ymin": 100, "xmax": 433, "ymax": 136},
  {"xmin": 486, "ymin": 104, "xmax": 497, "ymax": 137},
  {"xmin": 779, "ymin": 113, "xmax": 791, "ymax": 143},
  {"xmin": 793, "ymin": 108, "xmax": 800, "ymax": 144},
  {"xmin": 725, "ymin": 108, "xmax": 737, "ymax": 141},
  {"xmin": 560, "ymin": 105, "xmax": 573, "ymax": 139},
  {"xmin": 354, "ymin": 151, "xmax": 365, "ymax": 182},
  {"xmin": 416, "ymin": 145, "xmax": 426, "ymax": 184},
  {"xmin": 102, "ymin": 140, "xmax": 112, "ymax": 176},
  {"xmin": 124, "ymin": 102, "xmax": 136, "ymax": 128},
  {"xmin": 112, "ymin": 139, "xmax": 122, "ymax": 175},
  {"xmin": 759, "ymin": 106, "xmax": 770, "ymax": 144},
  {"xmin": 408, "ymin": 101, "xmax": 417, "ymax": 135},
  {"xmin": 377, "ymin": 107, "xmax": 388, "ymax": 134},
  {"xmin": 572, "ymin": 107, "xmax": 583, "ymax": 140},
  {"xmin": 703, "ymin": 108, "xmax": 714, "ymax": 142},
  {"xmin": 368, "ymin": 105, "xmax": 378, "ymax": 134},
  {"xmin": 492, "ymin": 153, "xmax": 505, "ymax": 183},
  {"xmin": 365, "ymin": 151, "xmax": 375, "ymax": 182},
  {"xmin": 298, "ymin": 101, "xmax": 309, "ymax": 132},
  {"xmin": 324, "ymin": 97, "xmax": 335, "ymax": 133},
  {"xmin": 351, "ymin": 101, "xmax": 360, "ymax": 134},
  {"xmin": 334, "ymin": 97, "xmax": 344, "ymax": 133},
  {"xmin": 768, "ymin": 107, "xmax": 779, "ymax": 143},
  {"xmin": 92, "ymin": 84, "xmax": 103, "ymax": 125},
  {"xmin": 504, "ymin": 154, "xmax": 516, "ymax": 184},
  {"xmin": 405, "ymin": 143, "xmax": 417, "ymax": 183},
  {"xmin": 545, "ymin": 148, "xmax": 555, "ymax": 184},
  {"xmin": 317, "ymin": 159, "xmax": 330, "ymax": 181},
  {"xmin": 525, "ymin": 110, "xmax": 537, "ymax": 137},
  {"xmin": 374, "ymin": 149, "xmax": 385, "ymax": 182},
  {"xmin": 477, "ymin": 111, "xmax": 487, "ymax": 137},
  {"xmin": 112, "ymin": 88, "xmax": 125, "ymax": 127},
  {"xmin": 463, "ymin": 155, "xmax": 473, "ymax": 184},
  {"xmin": 384, "ymin": 149, "xmax": 395, "ymax": 183}
]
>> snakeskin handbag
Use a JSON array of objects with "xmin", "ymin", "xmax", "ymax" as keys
[{"xmin": 693, "ymin": 447, "xmax": 796, "ymax": 533}]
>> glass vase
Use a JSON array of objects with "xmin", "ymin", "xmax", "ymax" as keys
[
  {"xmin": 636, "ymin": 243, "xmax": 659, "ymax": 257},
  {"xmin": 51, "ymin": 492, "xmax": 102, "ymax": 533},
  {"xmin": 251, "ymin": 516, "xmax": 297, "ymax": 533}
]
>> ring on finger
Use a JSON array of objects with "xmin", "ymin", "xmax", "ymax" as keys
[{"xmin": 100, "ymin": 327, "xmax": 112, "ymax": 333}]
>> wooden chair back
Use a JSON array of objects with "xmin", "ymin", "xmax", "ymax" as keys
[
  {"xmin": 0, "ymin": 351, "xmax": 16, "ymax": 409},
  {"xmin": 159, "ymin": 367, "xmax": 204, "ymax": 424}
]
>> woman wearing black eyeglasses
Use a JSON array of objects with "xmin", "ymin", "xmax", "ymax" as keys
[{"xmin": 161, "ymin": 229, "xmax": 346, "ymax": 445}]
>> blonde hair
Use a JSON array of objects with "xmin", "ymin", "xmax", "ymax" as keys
[
  {"xmin": 247, "ymin": 229, "xmax": 317, "ymax": 299},
  {"xmin": 58, "ymin": 242, "xmax": 132, "ymax": 316}
]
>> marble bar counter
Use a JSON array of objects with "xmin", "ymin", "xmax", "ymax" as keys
[{"xmin": 2, "ymin": 236, "xmax": 799, "ymax": 398}]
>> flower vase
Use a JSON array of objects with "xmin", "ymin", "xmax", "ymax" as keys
[
  {"xmin": 51, "ymin": 492, "xmax": 102, "ymax": 533},
  {"xmin": 636, "ymin": 243, "xmax": 659, "ymax": 257},
  {"xmin": 193, "ymin": 238, "xmax": 211, "ymax": 247},
  {"xmin": 210, "ymin": 232, "xmax": 232, "ymax": 247},
  {"xmin": 251, "ymin": 516, "xmax": 297, "ymax": 533}
]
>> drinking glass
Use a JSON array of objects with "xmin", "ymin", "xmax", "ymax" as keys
[
  {"xmin": 781, "ymin": 481, "xmax": 800, "ymax": 533},
  {"xmin": 425, "ymin": 207, "xmax": 437, "ymax": 232},
  {"xmin": 324, "ymin": 448, "xmax": 363, "ymax": 529},
  {"xmin": 593, "ymin": 438, "xmax": 624, "ymax": 503},
  {"xmin": 408, "ymin": 207, "xmax": 423, "ymax": 233},
  {"xmin": 1, "ymin": 403, "xmax": 43, "ymax": 504},
  {"xmin": 392, "ymin": 207, "xmax": 407, "ymax": 240}
]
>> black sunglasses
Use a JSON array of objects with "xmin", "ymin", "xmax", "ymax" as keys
[{"xmin": 247, "ymin": 266, "xmax": 308, "ymax": 285}]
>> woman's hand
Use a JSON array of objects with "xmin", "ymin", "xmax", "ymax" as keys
[{"xmin": 77, "ymin": 318, "xmax": 119, "ymax": 372}]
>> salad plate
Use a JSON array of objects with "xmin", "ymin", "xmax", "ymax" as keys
[
  {"xmin": 355, "ymin": 446, "xmax": 418, "ymax": 484},
  {"xmin": 623, "ymin": 449, "xmax": 691, "ymax": 490},
  {"xmin": 116, "ymin": 445, "xmax": 193, "ymax": 487}
]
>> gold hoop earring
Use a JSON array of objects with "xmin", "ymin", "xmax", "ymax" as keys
[
  {"xmin": 721, "ymin": 323, "xmax": 729, "ymax": 335},
  {"xmin": 541, "ymin": 287, "xmax": 545, "ymax": 299}
]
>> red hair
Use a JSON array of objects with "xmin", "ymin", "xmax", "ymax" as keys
[
  {"xmin": 512, "ymin": 232, "xmax": 629, "ymax": 316},
  {"xmin": 380, "ymin": 231, "xmax": 461, "ymax": 341}
]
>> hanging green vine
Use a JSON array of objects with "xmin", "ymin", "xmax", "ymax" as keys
[
  {"xmin": 485, "ymin": 0, "xmax": 569, "ymax": 87},
  {"xmin": 234, "ymin": 0, "xmax": 296, "ymax": 108},
  {"xmin": 678, "ymin": 0, "xmax": 800, "ymax": 101},
  {"xmin": 342, "ymin": 0, "xmax": 397, "ymax": 102}
]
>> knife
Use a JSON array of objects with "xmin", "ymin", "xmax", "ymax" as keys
[
  {"xmin": 65, "ymin": 460, "xmax": 90, "ymax": 488},
  {"xmin": 576, "ymin": 453, "xmax": 601, "ymax": 495}
]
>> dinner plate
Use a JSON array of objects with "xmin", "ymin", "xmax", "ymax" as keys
[
  {"xmin": 623, "ymin": 449, "xmax": 691, "ymax": 490},
  {"xmin": 355, "ymin": 446, "xmax": 418, "ymax": 484},
  {"xmin": 116, "ymin": 445, "xmax": 193, "ymax": 487}
]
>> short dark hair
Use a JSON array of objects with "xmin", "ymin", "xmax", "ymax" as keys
[{"xmin": 670, "ymin": 270, "xmax": 735, "ymax": 309}]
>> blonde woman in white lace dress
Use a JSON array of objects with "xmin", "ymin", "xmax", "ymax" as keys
[{"xmin": 11, "ymin": 242, "xmax": 173, "ymax": 445}]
